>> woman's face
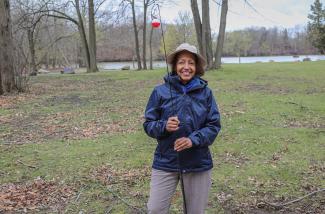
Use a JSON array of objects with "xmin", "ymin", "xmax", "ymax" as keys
[{"xmin": 175, "ymin": 51, "xmax": 196, "ymax": 84}]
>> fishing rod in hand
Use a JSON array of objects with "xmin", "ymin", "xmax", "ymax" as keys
[{"xmin": 151, "ymin": 4, "xmax": 188, "ymax": 214}]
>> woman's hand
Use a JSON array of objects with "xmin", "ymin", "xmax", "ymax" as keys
[
  {"xmin": 174, "ymin": 137, "xmax": 192, "ymax": 152},
  {"xmin": 166, "ymin": 116, "xmax": 180, "ymax": 132}
]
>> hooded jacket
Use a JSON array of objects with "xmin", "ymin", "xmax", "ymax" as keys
[{"xmin": 143, "ymin": 74, "xmax": 221, "ymax": 173}]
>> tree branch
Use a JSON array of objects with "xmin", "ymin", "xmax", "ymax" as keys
[
  {"xmin": 17, "ymin": 160, "xmax": 38, "ymax": 169},
  {"xmin": 106, "ymin": 187, "xmax": 145, "ymax": 213},
  {"xmin": 259, "ymin": 189, "xmax": 325, "ymax": 210}
]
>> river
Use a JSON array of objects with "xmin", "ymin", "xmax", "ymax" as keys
[{"xmin": 97, "ymin": 55, "xmax": 325, "ymax": 70}]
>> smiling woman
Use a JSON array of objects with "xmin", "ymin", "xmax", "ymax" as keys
[{"xmin": 143, "ymin": 43, "xmax": 221, "ymax": 213}]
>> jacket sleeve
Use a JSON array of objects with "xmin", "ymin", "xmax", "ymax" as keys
[
  {"xmin": 143, "ymin": 88, "xmax": 169, "ymax": 139},
  {"xmin": 189, "ymin": 90, "xmax": 221, "ymax": 147}
]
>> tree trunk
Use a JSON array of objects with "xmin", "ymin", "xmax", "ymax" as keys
[
  {"xmin": 142, "ymin": 0, "xmax": 148, "ymax": 70},
  {"xmin": 190, "ymin": 0, "xmax": 203, "ymax": 55},
  {"xmin": 149, "ymin": 26, "xmax": 153, "ymax": 70},
  {"xmin": 27, "ymin": 29, "xmax": 37, "ymax": 76},
  {"xmin": 0, "ymin": 0, "xmax": 15, "ymax": 94},
  {"xmin": 131, "ymin": 0, "xmax": 142, "ymax": 70},
  {"xmin": 75, "ymin": 0, "xmax": 90, "ymax": 72},
  {"xmin": 202, "ymin": 0, "xmax": 213, "ymax": 69},
  {"xmin": 88, "ymin": 0, "xmax": 98, "ymax": 72},
  {"xmin": 46, "ymin": 53, "xmax": 49, "ymax": 69},
  {"xmin": 0, "ymin": 67, "xmax": 2, "ymax": 95},
  {"xmin": 213, "ymin": 0, "xmax": 228, "ymax": 69}
]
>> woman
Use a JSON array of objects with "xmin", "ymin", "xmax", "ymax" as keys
[{"xmin": 143, "ymin": 43, "xmax": 221, "ymax": 214}]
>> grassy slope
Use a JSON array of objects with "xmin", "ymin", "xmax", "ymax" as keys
[{"xmin": 0, "ymin": 61, "xmax": 324, "ymax": 213}]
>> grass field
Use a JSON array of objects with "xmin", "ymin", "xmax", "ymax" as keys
[{"xmin": 0, "ymin": 61, "xmax": 324, "ymax": 213}]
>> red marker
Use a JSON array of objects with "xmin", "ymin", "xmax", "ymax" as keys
[{"xmin": 151, "ymin": 18, "xmax": 160, "ymax": 28}]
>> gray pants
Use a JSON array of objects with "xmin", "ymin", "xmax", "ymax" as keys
[{"xmin": 147, "ymin": 169, "xmax": 212, "ymax": 214}]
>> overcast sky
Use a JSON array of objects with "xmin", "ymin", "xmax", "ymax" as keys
[{"xmin": 159, "ymin": 0, "xmax": 319, "ymax": 32}]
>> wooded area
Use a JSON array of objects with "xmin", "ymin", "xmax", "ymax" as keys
[{"xmin": 0, "ymin": 0, "xmax": 324, "ymax": 94}]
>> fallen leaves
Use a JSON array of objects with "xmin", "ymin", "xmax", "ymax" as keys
[
  {"xmin": 0, "ymin": 177, "xmax": 75, "ymax": 213},
  {"xmin": 283, "ymin": 117, "xmax": 325, "ymax": 129},
  {"xmin": 91, "ymin": 164, "xmax": 151, "ymax": 187},
  {"xmin": 216, "ymin": 150, "xmax": 250, "ymax": 167},
  {"xmin": 0, "ymin": 95, "xmax": 30, "ymax": 108},
  {"xmin": 1, "ymin": 77, "xmax": 148, "ymax": 144},
  {"xmin": 90, "ymin": 165, "xmax": 150, "ymax": 211},
  {"xmin": 2, "ymin": 107, "xmax": 142, "ymax": 143}
]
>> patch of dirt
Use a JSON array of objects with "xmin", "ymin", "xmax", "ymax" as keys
[
  {"xmin": 300, "ymin": 162, "xmax": 325, "ymax": 193},
  {"xmin": 2, "ymin": 107, "xmax": 142, "ymax": 144},
  {"xmin": 0, "ymin": 177, "xmax": 75, "ymax": 213},
  {"xmin": 254, "ymin": 75, "xmax": 312, "ymax": 84},
  {"xmin": 44, "ymin": 94, "xmax": 88, "ymax": 106},
  {"xmin": 0, "ymin": 94, "xmax": 35, "ymax": 109},
  {"xmin": 268, "ymin": 145, "xmax": 289, "ymax": 164},
  {"xmin": 221, "ymin": 101, "xmax": 247, "ymax": 118},
  {"xmin": 283, "ymin": 117, "xmax": 325, "ymax": 129},
  {"xmin": 305, "ymin": 87, "xmax": 325, "ymax": 94},
  {"xmin": 214, "ymin": 190, "xmax": 325, "ymax": 214},
  {"xmin": 91, "ymin": 165, "xmax": 151, "ymax": 187},
  {"xmin": 235, "ymin": 83, "xmax": 294, "ymax": 94},
  {"xmin": 216, "ymin": 151, "xmax": 250, "ymax": 167},
  {"xmin": 90, "ymin": 165, "xmax": 150, "ymax": 213}
]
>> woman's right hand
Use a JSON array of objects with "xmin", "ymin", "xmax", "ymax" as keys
[{"xmin": 166, "ymin": 116, "xmax": 180, "ymax": 132}]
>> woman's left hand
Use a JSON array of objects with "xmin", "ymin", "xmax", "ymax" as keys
[{"xmin": 174, "ymin": 137, "xmax": 192, "ymax": 152}]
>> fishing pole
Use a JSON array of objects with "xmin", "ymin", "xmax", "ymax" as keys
[{"xmin": 151, "ymin": 4, "xmax": 187, "ymax": 214}]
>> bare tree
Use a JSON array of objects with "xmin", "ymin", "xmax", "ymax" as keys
[
  {"xmin": 175, "ymin": 11, "xmax": 196, "ymax": 44},
  {"xmin": 191, "ymin": 0, "xmax": 218, "ymax": 70},
  {"xmin": 142, "ymin": 0, "xmax": 156, "ymax": 70},
  {"xmin": 0, "ymin": 0, "xmax": 16, "ymax": 94},
  {"xmin": 202, "ymin": 0, "xmax": 213, "ymax": 69},
  {"xmin": 88, "ymin": 0, "xmax": 98, "ymax": 72},
  {"xmin": 123, "ymin": 0, "xmax": 142, "ymax": 70},
  {"xmin": 11, "ymin": 0, "xmax": 49, "ymax": 75},
  {"xmin": 0, "ymin": 62, "xmax": 2, "ymax": 95},
  {"xmin": 190, "ymin": 0, "xmax": 203, "ymax": 55},
  {"xmin": 213, "ymin": 0, "xmax": 228, "ymax": 69},
  {"xmin": 39, "ymin": 0, "xmax": 100, "ymax": 72},
  {"xmin": 74, "ymin": 0, "xmax": 91, "ymax": 71}
]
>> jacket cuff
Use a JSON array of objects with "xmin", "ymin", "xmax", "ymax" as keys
[
  {"xmin": 161, "ymin": 120, "xmax": 168, "ymax": 135},
  {"xmin": 189, "ymin": 134, "xmax": 200, "ymax": 147}
]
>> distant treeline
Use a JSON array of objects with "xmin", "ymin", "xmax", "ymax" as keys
[
  {"xmin": 96, "ymin": 23, "xmax": 318, "ymax": 62},
  {"xmin": 223, "ymin": 26, "xmax": 317, "ymax": 57}
]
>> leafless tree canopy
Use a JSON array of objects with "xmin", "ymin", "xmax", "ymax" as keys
[{"xmin": 1, "ymin": 0, "xmax": 318, "ymax": 81}]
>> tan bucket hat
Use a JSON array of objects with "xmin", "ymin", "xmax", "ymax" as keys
[{"xmin": 167, "ymin": 43, "xmax": 207, "ymax": 75}]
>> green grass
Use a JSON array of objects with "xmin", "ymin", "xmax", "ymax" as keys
[{"xmin": 0, "ymin": 61, "xmax": 324, "ymax": 213}]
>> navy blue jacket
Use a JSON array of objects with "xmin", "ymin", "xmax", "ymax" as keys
[{"xmin": 143, "ymin": 74, "xmax": 221, "ymax": 173}]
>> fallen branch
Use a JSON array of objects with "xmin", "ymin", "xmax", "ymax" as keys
[
  {"xmin": 286, "ymin": 101, "xmax": 308, "ymax": 110},
  {"xmin": 75, "ymin": 188, "xmax": 83, "ymax": 202},
  {"xmin": 106, "ymin": 187, "xmax": 145, "ymax": 214},
  {"xmin": 259, "ymin": 189, "xmax": 325, "ymax": 210},
  {"xmin": 104, "ymin": 207, "xmax": 113, "ymax": 214},
  {"xmin": 17, "ymin": 160, "xmax": 37, "ymax": 169}
]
